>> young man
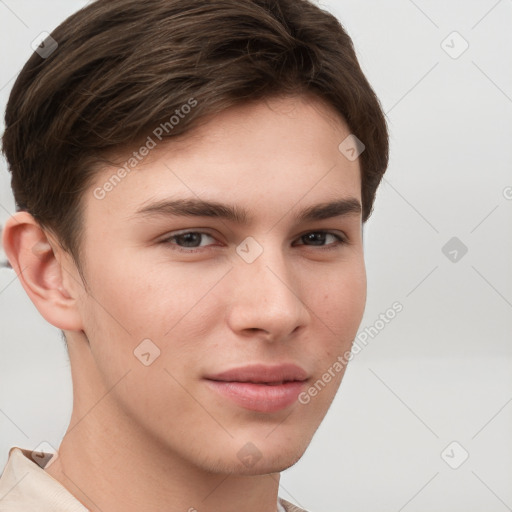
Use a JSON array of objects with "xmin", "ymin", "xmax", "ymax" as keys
[{"xmin": 0, "ymin": 0, "xmax": 388, "ymax": 510}]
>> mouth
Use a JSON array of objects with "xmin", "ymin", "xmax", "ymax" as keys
[
  {"xmin": 233, "ymin": 380, "xmax": 293, "ymax": 385},
  {"xmin": 204, "ymin": 364, "xmax": 309, "ymax": 413},
  {"xmin": 205, "ymin": 363, "xmax": 309, "ymax": 383}
]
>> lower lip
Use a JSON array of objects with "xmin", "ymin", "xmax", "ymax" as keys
[{"xmin": 205, "ymin": 380, "xmax": 306, "ymax": 413}]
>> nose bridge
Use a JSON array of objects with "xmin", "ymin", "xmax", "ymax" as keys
[{"xmin": 227, "ymin": 235, "xmax": 310, "ymax": 338}]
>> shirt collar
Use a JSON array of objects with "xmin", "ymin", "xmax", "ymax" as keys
[{"xmin": 0, "ymin": 446, "xmax": 89, "ymax": 511}]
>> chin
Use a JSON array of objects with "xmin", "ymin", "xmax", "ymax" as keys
[
  {"xmin": 230, "ymin": 414, "xmax": 322, "ymax": 475},
  {"xmin": 227, "ymin": 435, "xmax": 312, "ymax": 476},
  {"xmin": 238, "ymin": 449, "xmax": 306, "ymax": 476}
]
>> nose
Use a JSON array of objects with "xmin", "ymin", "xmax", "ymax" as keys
[{"xmin": 225, "ymin": 240, "xmax": 311, "ymax": 342}]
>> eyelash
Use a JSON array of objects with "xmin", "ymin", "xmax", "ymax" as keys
[{"xmin": 159, "ymin": 230, "xmax": 347, "ymax": 254}]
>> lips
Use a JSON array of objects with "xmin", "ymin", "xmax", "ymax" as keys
[
  {"xmin": 205, "ymin": 363, "xmax": 308, "ymax": 384},
  {"xmin": 204, "ymin": 364, "xmax": 309, "ymax": 413}
]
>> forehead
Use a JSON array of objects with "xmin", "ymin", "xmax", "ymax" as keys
[{"xmin": 85, "ymin": 95, "xmax": 361, "ymax": 226}]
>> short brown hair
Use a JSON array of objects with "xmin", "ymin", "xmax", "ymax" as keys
[{"xmin": 2, "ymin": 0, "xmax": 389, "ymax": 274}]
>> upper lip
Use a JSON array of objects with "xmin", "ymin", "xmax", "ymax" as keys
[{"xmin": 205, "ymin": 364, "xmax": 309, "ymax": 384}]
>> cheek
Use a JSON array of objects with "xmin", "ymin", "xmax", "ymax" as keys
[
  {"xmin": 79, "ymin": 257, "xmax": 226, "ymax": 373},
  {"xmin": 83, "ymin": 253, "xmax": 213, "ymax": 328},
  {"xmin": 297, "ymin": 262, "xmax": 366, "ymax": 416},
  {"xmin": 309, "ymin": 260, "xmax": 367, "ymax": 344}
]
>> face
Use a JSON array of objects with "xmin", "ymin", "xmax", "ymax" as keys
[{"xmin": 71, "ymin": 94, "xmax": 366, "ymax": 475}]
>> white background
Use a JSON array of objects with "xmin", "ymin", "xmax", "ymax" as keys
[{"xmin": 1, "ymin": 1, "xmax": 511, "ymax": 511}]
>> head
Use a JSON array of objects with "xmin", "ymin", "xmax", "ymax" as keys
[{"xmin": 2, "ymin": 0, "xmax": 388, "ymax": 475}]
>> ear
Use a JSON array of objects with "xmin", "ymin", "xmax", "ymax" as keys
[{"xmin": 2, "ymin": 211, "xmax": 84, "ymax": 331}]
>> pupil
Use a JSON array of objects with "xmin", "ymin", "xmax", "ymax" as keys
[
  {"xmin": 179, "ymin": 233, "xmax": 200, "ymax": 247},
  {"xmin": 306, "ymin": 232, "xmax": 324, "ymax": 245}
]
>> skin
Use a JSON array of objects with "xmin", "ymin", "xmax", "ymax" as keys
[{"xmin": 3, "ymin": 94, "xmax": 366, "ymax": 512}]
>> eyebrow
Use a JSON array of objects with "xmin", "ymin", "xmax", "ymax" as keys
[{"xmin": 132, "ymin": 197, "xmax": 361, "ymax": 224}]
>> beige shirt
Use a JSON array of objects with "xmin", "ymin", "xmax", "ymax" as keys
[{"xmin": 0, "ymin": 447, "xmax": 308, "ymax": 512}]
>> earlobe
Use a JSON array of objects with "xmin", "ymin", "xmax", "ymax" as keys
[{"xmin": 2, "ymin": 211, "xmax": 84, "ymax": 331}]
